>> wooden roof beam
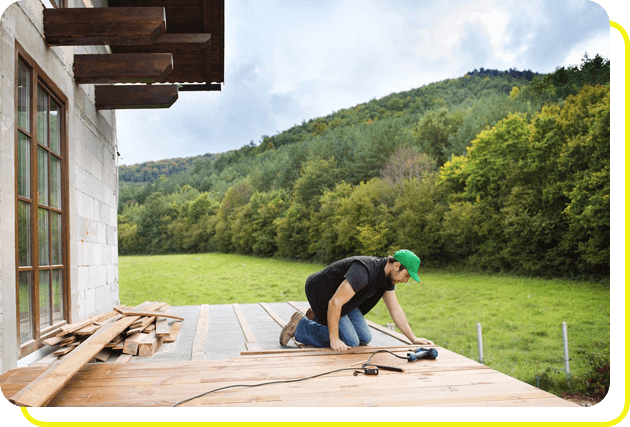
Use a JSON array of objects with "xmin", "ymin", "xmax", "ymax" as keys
[
  {"xmin": 95, "ymin": 85, "xmax": 179, "ymax": 110},
  {"xmin": 74, "ymin": 53, "xmax": 173, "ymax": 84},
  {"xmin": 44, "ymin": 7, "xmax": 166, "ymax": 46}
]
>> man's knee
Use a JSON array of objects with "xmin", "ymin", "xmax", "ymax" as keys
[
  {"xmin": 358, "ymin": 329, "xmax": 372, "ymax": 345},
  {"xmin": 343, "ymin": 335, "xmax": 361, "ymax": 348}
]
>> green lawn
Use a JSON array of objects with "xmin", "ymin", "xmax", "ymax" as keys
[
  {"xmin": 119, "ymin": 253, "xmax": 610, "ymax": 396},
  {"xmin": 119, "ymin": 253, "xmax": 319, "ymax": 306}
]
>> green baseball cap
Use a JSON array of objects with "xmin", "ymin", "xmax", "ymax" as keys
[{"xmin": 393, "ymin": 249, "xmax": 421, "ymax": 282}]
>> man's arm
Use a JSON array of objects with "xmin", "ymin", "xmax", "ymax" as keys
[
  {"xmin": 328, "ymin": 280, "xmax": 356, "ymax": 351},
  {"xmin": 382, "ymin": 290, "xmax": 434, "ymax": 345}
]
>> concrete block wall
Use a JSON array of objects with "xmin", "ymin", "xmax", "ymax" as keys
[{"xmin": 0, "ymin": 0, "xmax": 119, "ymax": 372}]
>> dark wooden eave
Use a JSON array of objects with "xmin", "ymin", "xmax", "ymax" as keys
[
  {"xmin": 54, "ymin": 1, "xmax": 224, "ymax": 109},
  {"xmin": 95, "ymin": 85, "xmax": 178, "ymax": 110},
  {"xmin": 108, "ymin": 0, "xmax": 224, "ymax": 85},
  {"xmin": 44, "ymin": 7, "xmax": 166, "ymax": 46},
  {"xmin": 74, "ymin": 53, "xmax": 173, "ymax": 84},
  {"xmin": 111, "ymin": 34, "xmax": 212, "ymax": 85}
]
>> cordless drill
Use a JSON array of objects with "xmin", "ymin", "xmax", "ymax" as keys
[{"xmin": 407, "ymin": 347, "xmax": 438, "ymax": 362}]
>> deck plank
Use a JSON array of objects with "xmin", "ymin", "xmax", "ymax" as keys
[{"xmin": 1, "ymin": 345, "xmax": 577, "ymax": 407}]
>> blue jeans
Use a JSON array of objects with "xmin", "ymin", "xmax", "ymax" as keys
[{"xmin": 294, "ymin": 308, "xmax": 372, "ymax": 348}]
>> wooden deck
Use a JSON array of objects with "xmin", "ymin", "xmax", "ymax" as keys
[
  {"xmin": 0, "ymin": 302, "xmax": 578, "ymax": 407},
  {"xmin": 1, "ymin": 345, "xmax": 577, "ymax": 407}
]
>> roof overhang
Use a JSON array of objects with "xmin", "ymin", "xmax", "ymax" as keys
[{"xmin": 43, "ymin": 1, "xmax": 224, "ymax": 109}]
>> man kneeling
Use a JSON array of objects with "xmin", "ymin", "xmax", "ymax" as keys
[{"xmin": 280, "ymin": 250, "xmax": 433, "ymax": 351}]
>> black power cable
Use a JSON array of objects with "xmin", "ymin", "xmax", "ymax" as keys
[
  {"xmin": 171, "ymin": 349, "xmax": 410, "ymax": 407},
  {"xmin": 172, "ymin": 367, "xmax": 360, "ymax": 407}
]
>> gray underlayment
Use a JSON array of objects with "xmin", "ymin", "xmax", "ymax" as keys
[{"xmin": 31, "ymin": 302, "xmax": 409, "ymax": 365}]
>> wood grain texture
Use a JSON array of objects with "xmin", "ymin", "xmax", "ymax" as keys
[
  {"xmin": 114, "ymin": 308, "xmax": 184, "ymax": 321},
  {"xmin": 44, "ymin": 7, "xmax": 166, "ymax": 46},
  {"xmin": 95, "ymin": 85, "xmax": 178, "ymax": 110},
  {"xmin": 191, "ymin": 305, "xmax": 210, "ymax": 361},
  {"xmin": 73, "ymin": 53, "xmax": 173, "ymax": 84},
  {"xmin": 0, "ymin": 346, "xmax": 578, "ymax": 408}
]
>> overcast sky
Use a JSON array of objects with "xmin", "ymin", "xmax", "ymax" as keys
[{"xmin": 118, "ymin": 1, "xmax": 609, "ymax": 165}]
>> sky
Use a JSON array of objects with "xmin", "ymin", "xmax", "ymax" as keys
[{"xmin": 111, "ymin": 0, "xmax": 613, "ymax": 165}]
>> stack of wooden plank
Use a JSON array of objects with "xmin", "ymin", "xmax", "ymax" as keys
[
  {"xmin": 41, "ymin": 301, "xmax": 184, "ymax": 364},
  {"xmin": 9, "ymin": 301, "xmax": 184, "ymax": 407}
]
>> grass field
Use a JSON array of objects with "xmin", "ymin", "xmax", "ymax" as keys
[{"xmin": 119, "ymin": 253, "xmax": 610, "ymax": 396}]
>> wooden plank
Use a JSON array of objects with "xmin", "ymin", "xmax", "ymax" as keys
[
  {"xmin": 42, "ymin": 336, "xmax": 63, "ymax": 347},
  {"xmin": 73, "ymin": 53, "xmax": 173, "ymax": 84},
  {"xmin": 232, "ymin": 303, "xmax": 257, "ymax": 342},
  {"xmin": 233, "ymin": 304, "xmax": 262, "ymax": 351},
  {"xmin": 95, "ymin": 85, "xmax": 178, "ymax": 110},
  {"xmin": 258, "ymin": 302, "xmax": 286, "ymax": 327},
  {"xmin": 94, "ymin": 348, "xmax": 113, "ymax": 362},
  {"xmin": 137, "ymin": 332, "xmax": 165, "ymax": 357},
  {"xmin": 123, "ymin": 333, "xmax": 149, "ymax": 356},
  {"xmin": 75, "ymin": 324, "xmax": 100, "ymax": 336},
  {"xmin": 155, "ymin": 319, "xmax": 170, "ymax": 337},
  {"xmin": 1, "ymin": 348, "xmax": 578, "ymax": 408},
  {"xmin": 164, "ymin": 321, "xmax": 183, "ymax": 343},
  {"xmin": 259, "ymin": 302, "xmax": 306, "ymax": 348},
  {"xmin": 126, "ymin": 317, "xmax": 155, "ymax": 335},
  {"xmin": 114, "ymin": 353, "xmax": 133, "ymax": 365},
  {"xmin": 44, "ymin": 7, "xmax": 166, "ymax": 46},
  {"xmin": 114, "ymin": 307, "xmax": 184, "ymax": 321},
  {"xmin": 144, "ymin": 323, "xmax": 156, "ymax": 333},
  {"xmin": 57, "ymin": 316, "xmax": 96, "ymax": 336},
  {"xmin": 286, "ymin": 301, "xmax": 308, "ymax": 315},
  {"xmin": 29, "ymin": 353, "xmax": 59, "ymax": 367},
  {"xmin": 53, "ymin": 347, "xmax": 74, "ymax": 357},
  {"xmin": 365, "ymin": 319, "xmax": 413, "ymax": 345},
  {"xmin": 112, "ymin": 33, "xmax": 211, "ymax": 53},
  {"xmin": 8, "ymin": 302, "xmax": 165, "ymax": 407},
  {"xmin": 191, "ymin": 305, "xmax": 209, "ymax": 361}
]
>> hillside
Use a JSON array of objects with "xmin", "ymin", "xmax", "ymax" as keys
[
  {"xmin": 117, "ymin": 55, "xmax": 610, "ymax": 280},
  {"xmin": 119, "ymin": 153, "xmax": 219, "ymax": 185},
  {"xmin": 118, "ymin": 67, "xmax": 543, "ymax": 201}
]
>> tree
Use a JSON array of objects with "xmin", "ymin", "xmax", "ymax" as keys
[
  {"xmin": 413, "ymin": 108, "xmax": 464, "ymax": 166},
  {"xmin": 391, "ymin": 173, "xmax": 448, "ymax": 264},
  {"xmin": 292, "ymin": 157, "xmax": 342, "ymax": 209},
  {"xmin": 136, "ymin": 192, "xmax": 178, "ymax": 253},
  {"xmin": 380, "ymin": 145, "xmax": 436, "ymax": 187}
]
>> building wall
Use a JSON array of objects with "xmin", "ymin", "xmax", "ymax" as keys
[{"xmin": 0, "ymin": 0, "xmax": 119, "ymax": 373}]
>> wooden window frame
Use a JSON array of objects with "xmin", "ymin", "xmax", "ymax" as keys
[
  {"xmin": 14, "ymin": 42, "xmax": 71, "ymax": 358},
  {"xmin": 49, "ymin": 0, "xmax": 66, "ymax": 9}
]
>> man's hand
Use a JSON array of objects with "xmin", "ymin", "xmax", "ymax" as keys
[
  {"xmin": 411, "ymin": 337, "xmax": 434, "ymax": 345},
  {"xmin": 330, "ymin": 338, "xmax": 350, "ymax": 352}
]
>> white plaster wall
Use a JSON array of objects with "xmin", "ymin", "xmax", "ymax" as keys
[{"xmin": 0, "ymin": 0, "xmax": 119, "ymax": 373}]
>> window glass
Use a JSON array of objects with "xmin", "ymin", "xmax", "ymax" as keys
[
  {"xmin": 51, "ymin": 212, "xmax": 62, "ymax": 265},
  {"xmin": 38, "ymin": 87, "xmax": 49, "ymax": 148},
  {"xmin": 50, "ymin": 156, "xmax": 61, "ymax": 209},
  {"xmin": 50, "ymin": 99, "xmax": 61, "ymax": 154},
  {"xmin": 38, "ymin": 148, "xmax": 49, "ymax": 206},
  {"xmin": 39, "ymin": 270, "xmax": 51, "ymax": 329},
  {"xmin": 39, "ymin": 208, "xmax": 50, "ymax": 266},
  {"xmin": 18, "ymin": 132, "xmax": 31, "ymax": 199},
  {"xmin": 52, "ymin": 270, "xmax": 64, "ymax": 324},
  {"xmin": 18, "ymin": 201, "xmax": 32, "ymax": 267},
  {"xmin": 19, "ymin": 272, "xmax": 33, "ymax": 344},
  {"xmin": 17, "ymin": 61, "xmax": 30, "ymax": 132}
]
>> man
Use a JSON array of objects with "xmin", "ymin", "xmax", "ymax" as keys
[{"xmin": 280, "ymin": 249, "xmax": 434, "ymax": 351}]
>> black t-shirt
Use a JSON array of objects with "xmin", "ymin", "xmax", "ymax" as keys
[{"xmin": 304, "ymin": 256, "xmax": 395, "ymax": 325}]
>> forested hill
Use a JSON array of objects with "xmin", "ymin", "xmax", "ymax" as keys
[
  {"xmin": 118, "ymin": 55, "xmax": 610, "ymax": 280},
  {"xmin": 119, "ymin": 153, "xmax": 219, "ymax": 184},
  {"xmin": 119, "ymin": 67, "xmax": 540, "ymax": 188}
]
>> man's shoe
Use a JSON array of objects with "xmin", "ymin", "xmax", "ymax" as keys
[
  {"xmin": 305, "ymin": 308, "xmax": 315, "ymax": 321},
  {"xmin": 280, "ymin": 312, "xmax": 304, "ymax": 346}
]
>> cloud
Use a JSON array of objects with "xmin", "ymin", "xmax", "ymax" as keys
[{"xmin": 117, "ymin": 0, "xmax": 611, "ymax": 165}]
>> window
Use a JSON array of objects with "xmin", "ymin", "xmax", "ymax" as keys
[{"xmin": 16, "ymin": 47, "xmax": 69, "ymax": 357}]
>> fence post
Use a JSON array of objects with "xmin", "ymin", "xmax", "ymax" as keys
[
  {"xmin": 562, "ymin": 322, "xmax": 570, "ymax": 376},
  {"xmin": 477, "ymin": 323, "xmax": 484, "ymax": 364}
]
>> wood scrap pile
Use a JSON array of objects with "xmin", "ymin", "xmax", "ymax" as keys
[
  {"xmin": 10, "ymin": 301, "xmax": 184, "ymax": 407},
  {"xmin": 41, "ymin": 301, "xmax": 184, "ymax": 364}
]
